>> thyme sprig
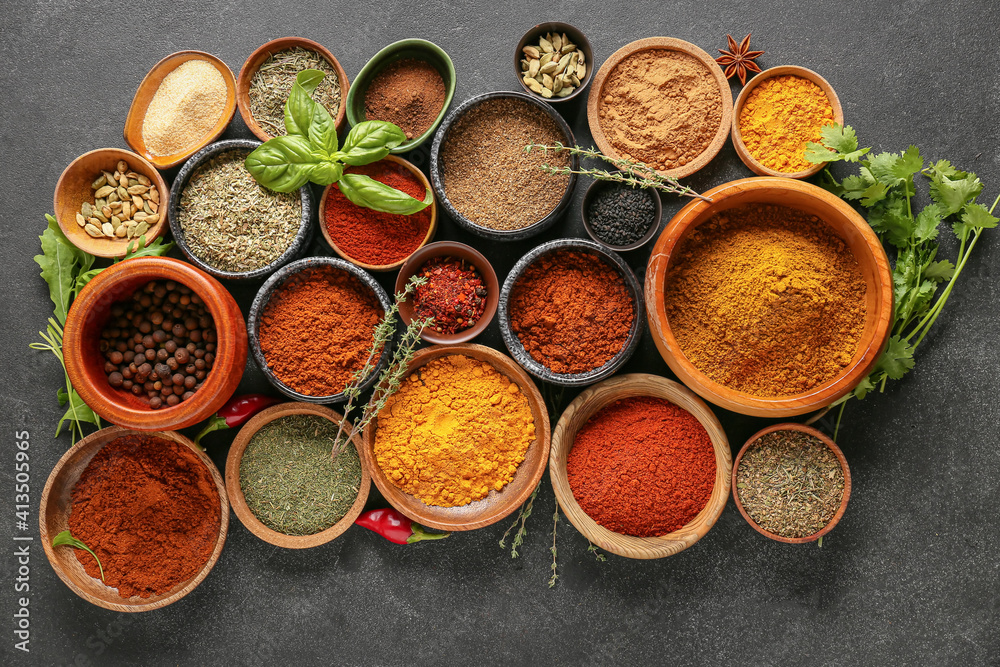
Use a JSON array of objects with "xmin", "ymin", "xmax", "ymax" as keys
[
  {"xmin": 548, "ymin": 503, "xmax": 559, "ymax": 588},
  {"xmin": 499, "ymin": 485, "xmax": 537, "ymax": 558}
]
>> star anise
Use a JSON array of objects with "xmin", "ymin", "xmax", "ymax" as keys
[{"xmin": 716, "ymin": 33, "xmax": 764, "ymax": 86}]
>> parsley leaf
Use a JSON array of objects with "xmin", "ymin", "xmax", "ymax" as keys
[{"xmin": 874, "ymin": 336, "xmax": 916, "ymax": 381}]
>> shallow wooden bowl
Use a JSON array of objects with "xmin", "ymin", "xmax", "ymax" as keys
[
  {"xmin": 63, "ymin": 257, "xmax": 248, "ymax": 430},
  {"xmin": 732, "ymin": 66, "xmax": 844, "ymax": 178},
  {"xmin": 513, "ymin": 22, "xmax": 595, "ymax": 104},
  {"xmin": 644, "ymin": 177, "xmax": 893, "ymax": 417},
  {"xmin": 237, "ymin": 36, "xmax": 349, "ymax": 142},
  {"xmin": 225, "ymin": 403, "xmax": 371, "ymax": 549},
  {"xmin": 550, "ymin": 373, "xmax": 731, "ymax": 559},
  {"xmin": 587, "ymin": 37, "xmax": 733, "ymax": 180},
  {"xmin": 361, "ymin": 344, "xmax": 551, "ymax": 531},
  {"xmin": 318, "ymin": 155, "xmax": 437, "ymax": 272},
  {"xmin": 732, "ymin": 423, "xmax": 852, "ymax": 543},
  {"xmin": 39, "ymin": 426, "xmax": 229, "ymax": 612},
  {"xmin": 394, "ymin": 241, "xmax": 499, "ymax": 345},
  {"xmin": 53, "ymin": 148, "xmax": 170, "ymax": 258},
  {"xmin": 124, "ymin": 51, "xmax": 237, "ymax": 170}
]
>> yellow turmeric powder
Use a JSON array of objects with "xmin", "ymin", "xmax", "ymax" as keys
[
  {"xmin": 738, "ymin": 75, "xmax": 834, "ymax": 173},
  {"xmin": 373, "ymin": 354, "xmax": 535, "ymax": 507}
]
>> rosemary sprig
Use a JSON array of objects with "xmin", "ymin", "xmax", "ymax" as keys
[{"xmin": 524, "ymin": 142, "xmax": 712, "ymax": 202}]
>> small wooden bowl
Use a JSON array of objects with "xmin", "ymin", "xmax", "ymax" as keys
[
  {"xmin": 39, "ymin": 426, "xmax": 229, "ymax": 611},
  {"xmin": 732, "ymin": 66, "xmax": 844, "ymax": 178},
  {"xmin": 63, "ymin": 257, "xmax": 248, "ymax": 431},
  {"xmin": 732, "ymin": 423, "xmax": 852, "ymax": 543},
  {"xmin": 318, "ymin": 155, "xmax": 437, "ymax": 272},
  {"xmin": 237, "ymin": 37, "xmax": 349, "ymax": 142},
  {"xmin": 361, "ymin": 344, "xmax": 551, "ymax": 531},
  {"xmin": 513, "ymin": 22, "xmax": 595, "ymax": 104},
  {"xmin": 550, "ymin": 373, "xmax": 731, "ymax": 559},
  {"xmin": 580, "ymin": 178, "xmax": 663, "ymax": 252},
  {"xmin": 53, "ymin": 148, "xmax": 170, "ymax": 259},
  {"xmin": 644, "ymin": 177, "xmax": 893, "ymax": 417},
  {"xmin": 394, "ymin": 241, "xmax": 499, "ymax": 345},
  {"xmin": 587, "ymin": 37, "xmax": 733, "ymax": 180},
  {"xmin": 124, "ymin": 51, "xmax": 237, "ymax": 170},
  {"xmin": 225, "ymin": 403, "xmax": 371, "ymax": 549}
]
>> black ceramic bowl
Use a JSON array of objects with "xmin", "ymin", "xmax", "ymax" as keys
[
  {"xmin": 168, "ymin": 139, "xmax": 313, "ymax": 281},
  {"xmin": 247, "ymin": 257, "xmax": 393, "ymax": 403},
  {"xmin": 429, "ymin": 91, "xmax": 579, "ymax": 242},
  {"xmin": 513, "ymin": 22, "xmax": 594, "ymax": 104},
  {"xmin": 580, "ymin": 178, "xmax": 663, "ymax": 252},
  {"xmin": 498, "ymin": 238, "xmax": 645, "ymax": 387}
]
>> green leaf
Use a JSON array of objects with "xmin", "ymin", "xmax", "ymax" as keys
[
  {"xmin": 955, "ymin": 203, "xmax": 999, "ymax": 237},
  {"xmin": 307, "ymin": 100, "xmax": 339, "ymax": 155},
  {"xmin": 923, "ymin": 259, "xmax": 955, "ymax": 282},
  {"xmin": 283, "ymin": 69, "xmax": 325, "ymax": 136},
  {"xmin": 55, "ymin": 388, "xmax": 101, "ymax": 438},
  {"xmin": 852, "ymin": 375, "xmax": 876, "ymax": 400},
  {"xmin": 817, "ymin": 170, "xmax": 845, "ymax": 197},
  {"xmin": 118, "ymin": 235, "xmax": 175, "ymax": 263},
  {"xmin": 341, "ymin": 121, "xmax": 407, "ymax": 165},
  {"xmin": 804, "ymin": 142, "xmax": 840, "ymax": 164},
  {"xmin": 869, "ymin": 198, "xmax": 914, "ymax": 247},
  {"xmin": 867, "ymin": 152, "xmax": 905, "ymax": 187},
  {"xmin": 310, "ymin": 162, "xmax": 344, "ymax": 185},
  {"xmin": 925, "ymin": 159, "xmax": 960, "ymax": 180},
  {"xmin": 336, "ymin": 174, "xmax": 433, "ymax": 214},
  {"xmin": 874, "ymin": 336, "xmax": 916, "ymax": 381},
  {"xmin": 929, "ymin": 170, "xmax": 983, "ymax": 216},
  {"xmin": 913, "ymin": 204, "xmax": 943, "ymax": 243},
  {"xmin": 35, "ymin": 215, "xmax": 94, "ymax": 324},
  {"xmin": 245, "ymin": 135, "xmax": 319, "ymax": 192},
  {"xmin": 52, "ymin": 530, "xmax": 104, "ymax": 582},
  {"xmin": 891, "ymin": 145, "xmax": 924, "ymax": 181}
]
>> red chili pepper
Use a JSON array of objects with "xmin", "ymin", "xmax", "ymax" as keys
[
  {"xmin": 193, "ymin": 394, "xmax": 281, "ymax": 448},
  {"xmin": 355, "ymin": 508, "xmax": 450, "ymax": 545}
]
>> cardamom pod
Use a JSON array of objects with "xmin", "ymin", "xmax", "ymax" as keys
[
  {"xmin": 75, "ymin": 213, "xmax": 86, "ymax": 227},
  {"xmin": 115, "ymin": 224, "xmax": 127, "ymax": 238},
  {"xmin": 101, "ymin": 222, "xmax": 114, "ymax": 237},
  {"xmin": 101, "ymin": 205, "xmax": 112, "ymax": 218},
  {"xmin": 521, "ymin": 59, "xmax": 530, "ymax": 72},
  {"xmin": 149, "ymin": 187, "xmax": 159, "ymax": 203},
  {"xmin": 116, "ymin": 160, "xmax": 128, "ymax": 174},
  {"xmin": 95, "ymin": 198, "xmax": 107, "ymax": 209},
  {"xmin": 576, "ymin": 62, "xmax": 586, "ymax": 79},
  {"xmin": 539, "ymin": 61, "xmax": 558, "ymax": 76},
  {"xmin": 523, "ymin": 45, "xmax": 540, "ymax": 59},
  {"xmin": 148, "ymin": 201, "xmax": 159, "ymax": 213},
  {"xmin": 91, "ymin": 174, "xmax": 107, "ymax": 190},
  {"xmin": 554, "ymin": 53, "xmax": 572, "ymax": 75},
  {"xmin": 143, "ymin": 201, "xmax": 153, "ymax": 214},
  {"xmin": 539, "ymin": 87, "xmax": 553, "ymax": 99},
  {"xmin": 93, "ymin": 210, "xmax": 108, "ymax": 223},
  {"xmin": 135, "ymin": 221, "xmax": 149, "ymax": 237},
  {"xmin": 116, "ymin": 186, "xmax": 128, "ymax": 200},
  {"xmin": 121, "ymin": 201, "xmax": 130, "ymax": 218},
  {"xmin": 577, "ymin": 50, "xmax": 585, "ymax": 65},
  {"xmin": 541, "ymin": 73, "xmax": 553, "ymax": 90},
  {"xmin": 104, "ymin": 171, "xmax": 118, "ymax": 187},
  {"xmin": 539, "ymin": 36, "xmax": 554, "ymax": 53},
  {"xmin": 132, "ymin": 195, "xmax": 144, "ymax": 210},
  {"xmin": 552, "ymin": 75, "xmax": 563, "ymax": 93},
  {"xmin": 528, "ymin": 59, "xmax": 540, "ymax": 78},
  {"xmin": 81, "ymin": 202, "xmax": 93, "ymax": 216},
  {"xmin": 108, "ymin": 191, "xmax": 119, "ymax": 204},
  {"xmin": 94, "ymin": 185, "xmax": 114, "ymax": 199},
  {"xmin": 128, "ymin": 178, "xmax": 139, "ymax": 187},
  {"xmin": 556, "ymin": 85, "xmax": 575, "ymax": 98},
  {"xmin": 133, "ymin": 211, "xmax": 148, "ymax": 222},
  {"xmin": 111, "ymin": 216, "xmax": 122, "ymax": 230},
  {"xmin": 110, "ymin": 200, "xmax": 122, "ymax": 212},
  {"xmin": 143, "ymin": 214, "xmax": 159, "ymax": 225},
  {"xmin": 570, "ymin": 73, "xmax": 581, "ymax": 87},
  {"xmin": 84, "ymin": 224, "xmax": 103, "ymax": 238},
  {"xmin": 137, "ymin": 175, "xmax": 151, "ymax": 186},
  {"xmin": 127, "ymin": 184, "xmax": 148, "ymax": 195},
  {"xmin": 551, "ymin": 33, "xmax": 562, "ymax": 52}
]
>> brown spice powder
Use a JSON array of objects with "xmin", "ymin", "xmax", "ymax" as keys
[{"xmin": 364, "ymin": 58, "xmax": 446, "ymax": 140}]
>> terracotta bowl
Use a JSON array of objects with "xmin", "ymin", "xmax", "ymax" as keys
[
  {"xmin": 394, "ymin": 241, "xmax": 499, "ymax": 345},
  {"xmin": 732, "ymin": 423, "xmax": 852, "ymax": 543},
  {"xmin": 513, "ymin": 22, "xmax": 595, "ymax": 104},
  {"xmin": 587, "ymin": 37, "xmax": 733, "ymax": 180},
  {"xmin": 63, "ymin": 257, "xmax": 248, "ymax": 431},
  {"xmin": 237, "ymin": 36, "xmax": 349, "ymax": 141},
  {"xmin": 39, "ymin": 426, "xmax": 229, "ymax": 611},
  {"xmin": 318, "ymin": 155, "xmax": 437, "ymax": 272},
  {"xmin": 53, "ymin": 148, "xmax": 170, "ymax": 259},
  {"xmin": 225, "ymin": 403, "xmax": 371, "ymax": 549},
  {"xmin": 124, "ymin": 50, "xmax": 237, "ymax": 170},
  {"xmin": 580, "ymin": 177, "xmax": 663, "ymax": 252},
  {"xmin": 732, "ymin": 65, "xmax": 845, "ymax": 178},
  {"xmin": 361, "ymin": 344, "xmax": 551, "ymax": 531},
  {"xmin": 644, "ymin": 177, "xmax": 893, "ymax": 417},
  {"xmin": 550, "ymin": 373, "xmax": 731, "ymax": 559}
]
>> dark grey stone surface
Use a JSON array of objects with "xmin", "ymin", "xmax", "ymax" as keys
[{"xmin": 2, "ymin": 1, "xmax": 998, "ymax": 665}]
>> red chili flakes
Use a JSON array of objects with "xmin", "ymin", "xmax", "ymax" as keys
[{"xmin": 412, "ymin": 257, "xmax": 488, "ymax": 335}]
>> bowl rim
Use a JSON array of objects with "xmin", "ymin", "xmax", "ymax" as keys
[
  {"xmin": 224, "ymin": 402, "xmax": 372, "ymax": 549},
  {"xmin": 580, "ymin": 177, "xmax": 663, "ymax": 252},
  {"xmin": 247, "ymin": 256, "xmax": 393, "ymax": 403},
  {"xmin": 429, "ymin": 90, "xmax": 579, "ymax": 242},
  {"xmin": 317, "ymin": 154, "xmax": 438, "ymax": 272},
  {"xmin": 344, "ymin": 38, "xmax": 457, "ymax": 153},
  {"xmin": 167, "ymin": 139, "xmax": 314, "ymax": 281},
  {"xmin": 513, "ymin": 21, "xmax": 595, "ymax": 104},
  {"xmin": 549, "ymin": 373, "xmax": 732, "ymax": 559},
  {"xmin": 731, "ymin": 65, "xmax": 845, "ymax": 179},
  {"xmin": 731, "ymin": 422, "xmax": 852, "ymax": 543},
  {"xmin": 498, "ymin": 238, "xmax": 645, "ymax": 386},
  {"xmin": 39, "ymin": 426, "xmax": 229, "ymax": 611}
]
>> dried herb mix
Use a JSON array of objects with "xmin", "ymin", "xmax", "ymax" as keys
[{"xmin": 248, "ymin": 47, "xmax": 342, "ymax": 138}]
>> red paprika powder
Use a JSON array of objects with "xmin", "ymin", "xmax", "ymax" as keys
[
  {"xmin": 68, "ymin": 434, "xmax": 220, "ymax": 598},
  {"xmin": 323, "ymin": 160, "xmax": 432, "ymax": 266},
  {"xmin": 566, "ymin": 396, "xmax": 716, "ymax": 537}
]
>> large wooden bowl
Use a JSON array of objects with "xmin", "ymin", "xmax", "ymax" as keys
[
  {"xmin": 225, "ymin": 403, "xmax": 371, "ymax": 549},
  {"xmin": 124, "ymin": 51, "xmax": 237, "ymax": 170},
  {"xmin": 550, "ymin": 373, "xmax": 731, "ymax": 559},
  {"xmin": 63, "ymin": 257, "xmax": 248, "ymax": 430},
  {"xmin": 39, "ymin": 427, "xmax": 229, "ymax": 612},
  {"xmin": 53, "ymin": 148, "xmax": 170, "ymax": 258},
  {"xmin": 644, "ymin": 177, "xmax": 893, "ymax": 417},
  {"xmin": 361, "ymin": 344, "xmax": 551, "ymax": 531}
]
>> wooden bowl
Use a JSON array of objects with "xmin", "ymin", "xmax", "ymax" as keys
[
  {"xmin": 513, "ymin": 22, "xmax": 595, "ymax": 104},
  {"xmin": 318, "ymin": 155, "xmax": 437, "ymax": 272},
  {"xmin": 53, "ymin": 148, "xmax": 170, "ymax": 259},
  {"xmin": 732, "ymin": 423, "xmax": 852, "ymax": 543},
  {"xmin": 63, "ymin": 257, "xmax": 248, "ymax": 431},
  {"xmin": 644, "ymin": 177, "xmax": 893, "ymax": 417},
  {"xmin": 550, "ymin": 373, "xmax": 731, "ymax": 559},
  {"xmin": 394, "ymin": 241, "xmax": 499, "ymax": 345},
  {"xmin": 361, "ymin": 344, "xmax": 551, "ymax": 531},
  {"xmin": 732, "ymin": 66, "xmax": 844, "ymax": 178},
  {"xmin": 225, "ymin": 403, "xmax": 371, "ymax": 549},
  {"xmin": 587, "ymin": 37, "xmax": 733, "ymax": 180},
  {"xmin": 237, "ymin": 37, "xmax": 349, "ymax": 142},
  {"xmin": 39, "ymin": 426, "xmax": 229, "ymax": 611},
  {"xmin": 580, "ymin": 177, "xmax": 663, "ymax": 252},
  {"xmin": 124, "ymin": 51, "xmax": 237, "ymax": 170}
]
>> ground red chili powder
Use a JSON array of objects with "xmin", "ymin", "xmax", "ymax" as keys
[
  {"xmin": 508, "ymin": 250, "xmax": 633, "ymax": 374},
  {"xmin": 364, "ymin": 58, "xmax": 446, "ymax": 140},
  {"xmin": 68, "ymin": 434, "xmax": 220, "ymax": 598},
  {"xmin": 323, "ymin": 160, "xmax": 432, "ymax": 266},
  {"xmin": 566, "ymin": 397, "xmax": 716, "ymax": 537},
  {"xmin": 258, "ymin": 265, "xmax": 382, "ymax": 396}
]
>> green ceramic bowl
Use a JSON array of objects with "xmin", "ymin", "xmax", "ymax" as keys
[{"xmin": 345, "ymin": 39, "xmax": 457, "ymax": 154}]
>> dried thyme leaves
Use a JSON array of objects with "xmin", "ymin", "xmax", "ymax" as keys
[
  {"xmin": 248, "ymin": 47, "xmax": 342, "ymax": 137},
  {"xmin": 736, "ymin": 430, "xmax": 845, "ymax": 538}
]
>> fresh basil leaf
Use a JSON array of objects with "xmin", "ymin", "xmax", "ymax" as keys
[
  {"xmin": 311, "ymin": 162, "xmax": 344, "ymax": 185},
  {"xmin": 307, "ymin": 101, "xmax": 338, "ymax": 154},
  {"xmin": 283, "ymin": 69, "xmax": 325, "ymax": 136},
  {"xmin": 341, "ymin": 121, "xmax": 407, "ymax": 165},
  {"xmin": 337, "ymin": 174, "xmax": 433, "ymax": 214},
  {"xmin": 245, "ymin": 136, "xmax": 318, "ymax": 192}
]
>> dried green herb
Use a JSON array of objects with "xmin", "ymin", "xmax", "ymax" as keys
[{"xmin": 249, "ymin": 47, "xmax": 342, "ymax": 138}]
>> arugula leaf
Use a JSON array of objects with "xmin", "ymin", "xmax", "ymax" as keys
[
  {"xmin": 283, "ymin": 69, "xmax": 326, "ymax": 137},
  {"xmin": 341, "ymin": 121, "xmax": 407, "ymax": 165},
  {"xmin": 119, "ymin": 235, "xmax": 175, "ymax": 262},
  {"xmin": 245, "ymin": 135, "xmax": 318, "ymax": 191},
  {"xmin": 34, "ymin": 215, "xmax": 92, "ymax": 324},
  {"xmin": 337, "ymin": 174, "xmax": 433, "ymax": 214},
  {"xmin": 52, "ymin": 530, "xmax": 105, "ymax": 581}
]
